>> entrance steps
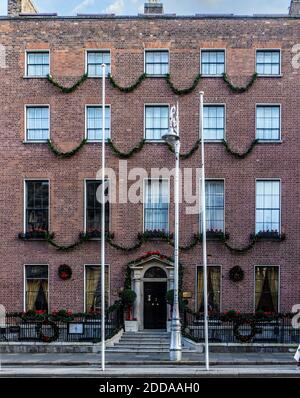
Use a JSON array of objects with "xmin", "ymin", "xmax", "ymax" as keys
[{"xmin": 107, "ymin": 331, "xmax": 193, "ymax": 353}]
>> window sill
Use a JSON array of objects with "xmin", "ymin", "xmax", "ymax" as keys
[
  {"xmin": 203, "ymin": 140, "xmax": 225, "ymax": 143},
  {"xmin": 256, "ymin": 74, "xmax": 283, "ymax": 78},
  {"xmin": 86, "ymin": 140, "xmax": 110, "ymax": 144},
  {"xmin": 144, "ymin": 140, "xmax": 166, "ymax": 144},
  {"xmin": 145, "ymin": 75, "xmax": 169, "ymax": 78},
  {"xmin": 23, "ymin": 140, "xmax": 48, "ymax": 144},
  {"xmin": 201, "ymin": 75, "xmax": 224, "ymax": 78},
  {"xmin": 87, "ymin": 75, "xmax": 109, "ymax": 79},
  {"xmin": 23, "ymin": 76, "xmax": 48, "ymax": 79},
  {"xmin": 256, "ymin": 140, "xmax": 283, "ymax": 144}
]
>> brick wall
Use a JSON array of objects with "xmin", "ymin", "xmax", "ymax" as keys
[{"xmin": 0, "ymin": 15, "xmax": 299, "ymax": 314}]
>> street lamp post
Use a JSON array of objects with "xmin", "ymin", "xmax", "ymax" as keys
[
  {"xmin": 162, "ymin": 103, "xmax": 182, "ymax": 362},
  {"xmin": 199, "ymin": 91, "xmax": 210, "ymax": 371}
]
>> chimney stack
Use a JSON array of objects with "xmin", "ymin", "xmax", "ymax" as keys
[
  {"xmin": 144, "ymin": 1, "xmax": 164, "ymax": 15},
  {"xmin": 289, "ymin": 0, "xmax": 300, "ymax": 16},
  {"xmin": 8, "ymin": 0, "xmax": 37, "ymax": 16}
]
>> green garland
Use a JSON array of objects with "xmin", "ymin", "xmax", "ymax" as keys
[
  {"xmin": 165, "ymin": 73, "xmax": 202, "ymax": 95},
  {"xmin": 167, "ymin": 140, "xmax": 200, "ymax": 160},
  {"xmin": 108, "ymin": 73, "xmax": 147, "ymax": 93},
  {"xmin": 46, "ymin": 71, "xmax": 258, "ymax": 96},
  {"xmin": 47, "ymin": 73, "xmax": 88, "ymax": 93},
  {"xmin": 107, "ymin": 139, "xmax": 146, "ymax": 159},
  {"xmin": 18, "ymin": 231, "xmax": 285, "ymax": 254},
  {"xmin": 47, "ymin": 139, "xmax": 87, "ymax": 158},
  {"xmin": 222, "ymin": 73, "xmax": 258, "ymax": 93},
  {"xmin": 222, "ymin": 139, "xmax": 259, "ymax": 159}
]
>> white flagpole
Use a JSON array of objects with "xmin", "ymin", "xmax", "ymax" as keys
[
  {"xmin": 199, "ymin": 91, "xmax": 209, "ymax": 371},
  {"xmin": 101, "ymin": 64, "xmax": 106, "ymax": 372}
]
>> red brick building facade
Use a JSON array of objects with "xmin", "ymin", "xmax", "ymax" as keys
[{"xmin": 0, "ymin": 0, "xmax": 299, "ymax": 330}]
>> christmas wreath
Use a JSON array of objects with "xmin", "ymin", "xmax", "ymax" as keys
[
  {"xmin": 58, "ymin": 264, "xmax": 72, "ymax": 280},
  {"xmin": 233, "ymin": 319, "xmax": 257, "ymax": 343},
  {"xmin": 36, "ymin": 320, "xmax": 59, "ymax": 343},
  {"xmin": 229, "ymin": 266, "xmax": 245, "ymax": 282}
]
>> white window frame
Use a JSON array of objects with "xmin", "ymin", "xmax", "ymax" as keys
[
  {"xmin": 143, "ymin": 178, "xmax": 170, "ymax": 233},
  {"xmin": 255, "ymin": 103, "xmax": 282, "ymax": 142},
  {"xmin": 23, "ymin": 264, "xmax": 49, "ymax": 312},
  {"xmin": 202, "ymin": 103, "xmax": 226, "ymax": 142},
  {"xmin": 83, "ymin": 178, "xmax": 111, "ymax": 234},
  {"xmin": 195, "ymin": 265, "xmax": 222, "ymax": 313},
  {"xmin": 24, "ymin": 104, "xmax": 50, "ymax": 143},
  {"xmin": 144, "ymin": 103, "xmax": 170, "ymax": 142},
  {"xmin": 200, "ymin": 48, "xmax": 226, "ymax": 77},
  {"xmin": 144, "ymin": 49, "xmax": 170, "ymax": 76},
  {"xmin": 83, "ymin": 264, "xmax": 110, "ymax": 312},
  {"xmin": 85, "ymin": 104, "xmax": 111, "ymax": 142},
  {"xmin": 253, "ymin": 265, "xmax": 280, "ymax": 313},
  {"xmin": 200, "ymin": 178, "xmax": 226, "ymax": 233},
  {"xmin": 255, "ymin": 178, "xmax": 281, "ymax": 235},
  {"xmin": 23, "ymin": 178, "xmax": 50, "ymax": 234},
  {"xmin": 255, "ymin": 49, "xmax": 282, "ymax": 77},
  {"xmin": 85, "ymin": 49, "xmax": 111, "ymax": 78},
  {"xmin": 24, "ymin": 49, "xmax": 50, "ymax": 78}
]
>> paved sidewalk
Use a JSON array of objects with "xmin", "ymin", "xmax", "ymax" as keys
[
  {"xmin": 0, "ymin": 365, "xmax": 300, "ymax": 378},
  {"xmin": 0, "ymin": 351, "xmax": 296, "ymax": 366}
]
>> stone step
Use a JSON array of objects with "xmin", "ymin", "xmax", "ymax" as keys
[
  {"xmin": 114, "ymin": 343, "xmax": 171, "ymax": 348},
  {"xmin": 106, "ymin": 348, "xmax": 191, "ymax": 353}
]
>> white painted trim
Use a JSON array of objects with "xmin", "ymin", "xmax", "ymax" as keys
[
  {"xmin": 84, "ymin": 264, "xmax": 110, "ymax": 312},
  {"xmin": 24, "ymin": 104, "xmax": 50, "ymax": 143},
  {"xmin": 23, "ymin": 179, "xmax": 50, "ymax": 234},
  {"xmin": 144, "ymin": 103, "xmax": 170, "ymax": 142},
  {"xmin": 195, "ymin": 265, "xmax": 222, "ymax": 313},
  {"xmin": 85, "ymin": 104, "xmax": 111, "ymax": 142},
  {"xmin": 24, "ymin": 49, "xmax": 50, "ymax": 78},
  {"xmin": 23, "ymin": 264, "xmax": 49, "ymax": 312},
  {"xmin": 255, "ymin": 178, "xmax": 281, "ymax": 234},
  {"xmin": 255, "ymin": 48, "xmax": 282, "ymax": 77},
  {"xmin": 143, "ymin": 178, "xmax": 170, "ymax": 233},
  {"xmin": 85, "ymin": 49, "xmax": 111, "ymax": 77},
  {"xmin": 253, "ymin": 265, "xmax": 280, "ymax": 313},
  {"xmin": 83, "ymin": 178, "xmax": 111, "ymax": 234},
  {"xmin": 201, "ymin": 103, "xmax": 226, "ymax": 142},
  {"xmin": 200, "ymin": 48, "xmax": 226, "ymax": 77},
  {"xmin": 255, "ymin": 103, "xmax": 282, "ymax": 142},
  {"xmin": 144, "ymin": 48, "xmax": 170, "ymax": 76}
]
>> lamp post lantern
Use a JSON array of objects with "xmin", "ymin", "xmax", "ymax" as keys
[{"xmin": 162, "ymin": 103, "xmax": 182, "ymax": 362}]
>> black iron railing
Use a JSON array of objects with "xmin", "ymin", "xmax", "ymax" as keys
[
  {"xmin": 182, "ymin": 310, "xmax": 300, "ymax": 344},
  {"xmin": 0, "ymin": 307, "xmax": 124, "ymax": 343}
]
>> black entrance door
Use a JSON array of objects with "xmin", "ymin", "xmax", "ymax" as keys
[{"xmin": 144, "ymin": 282, "xmax": 167, "ymax": 329}]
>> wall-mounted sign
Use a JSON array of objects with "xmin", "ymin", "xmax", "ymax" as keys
[
  {"xmin": 182, "ymin": 292, "xmax": 192, "ymax": 299},
  {"xmin": 67, "ymin": 323, "xmax": 84, "ymax": 335}
]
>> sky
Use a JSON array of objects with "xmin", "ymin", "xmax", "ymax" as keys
[{"xmin": 0, "ymin": 0, "xmax": 292, "ymax": 16}]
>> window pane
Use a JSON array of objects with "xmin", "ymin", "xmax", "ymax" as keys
[
  {"xmin": 145, "ymin": 51, "xmax": 169, "ymax": 75},
  {"xmin": 27, "ymin": 52, "xmax": 49, "ymax": 77},
  {"xmin": 203, "ymin": 106, "xmax": 225, "ymax": 140},
  {"xmin": 256, "ymin": 180, "xmax": 280, "ymax": 233},
  {"xmin": 87, "ymin": 51, "xmax": 111, "ymax": 76},
  {"xmin": 256, "ymin": 106, "xmax": 280, "ymax": 141},
  {"xmin": 255, "ymin": 266, "xmax": 279, "ymax": 313},
  {"xmin": 86, "ymin": 180, "xmax": 109, "ymax": 233},
  {"xmin": 201, "ymin": 50, "xmax": 225, "ymax": 76},
  {"xmin": 85, "ymin": 265, "xmax": 109, "ymax": 311},
  {"xmin": 26, "ymin": 181, "xmax": 49, "ymax": 233},
  {"xmin": 87, "ymin": 106, "xmax": 111, "ymax": 141},
  {"xmin": 197, "ymin": 266, "xmax": 221, "ymax": 313},
  {"xmin": 26, "ymin": 107, "xmax": 49, "ymax": 141},
  {"xmin": 145, "ymin": 106, "xmax": 169, "ymax": 140},
  {"xmin": 256, "ymin": 50, "xmax": 280, "ymax": 76},
  {"xmin": 144, "ymin": 180, "xmax": 169, "ymax": 232}
]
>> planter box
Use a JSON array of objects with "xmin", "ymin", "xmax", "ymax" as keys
[{"xmin": 124, "ymin": 320, "xmax": 138, "ymax": 332}]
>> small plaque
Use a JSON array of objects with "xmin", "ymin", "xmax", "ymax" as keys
[
  {"xmin": 68, "ymin": 323, "xmax": 84, "ymax": 335},
  {"xmin": 182, "ymin": 292, "xmax": 192, "ymax": 299}
]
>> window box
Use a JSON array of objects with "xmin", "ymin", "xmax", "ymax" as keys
[
  {"xmin": 19, "ymin": 230, "xmax": 50, "ymax": 240},
  {"xmin": 140, "ymin": 230, "xmax": 173, "ymax": 241},
  {"xmin": 204, "ymin": 230, "xmax": 229, "ymax": 241},
  {"xmin": 253, "ymin": 231, "xmax": 285, "ymax": 241}
]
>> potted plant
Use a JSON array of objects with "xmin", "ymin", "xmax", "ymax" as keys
[{"xmin": 120, "ymin": 289, "xmax": 138, "ymax": 332}]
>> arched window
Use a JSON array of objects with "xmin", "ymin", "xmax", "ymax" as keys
[{"xmin": 144, "ymin": 267, "xmax": 167, "ymax": 279}]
